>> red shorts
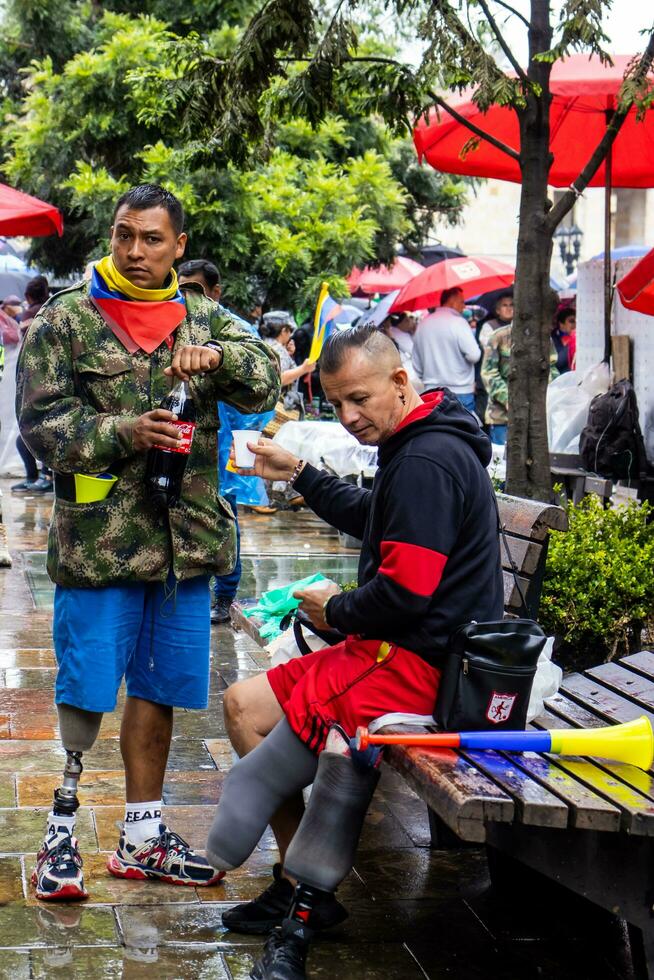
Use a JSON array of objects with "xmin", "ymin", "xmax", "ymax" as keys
[{"xmin": 267, "ymin": 635, "xmax": 441, "ymax": 753}]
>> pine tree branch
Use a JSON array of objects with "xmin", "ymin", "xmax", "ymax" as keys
[
  {"xmin": 490, "ymin": 0, "xmax": 530, "ymax": 30},
  {"xmin": 425, "ymin": 90, "xmax": 520, "ymax": 161},
  {"xmin": 546, "ymin": 30, "xmax": 654, "ymax": 231},
  {"xmin": 476, "ymin": 0, "xmax": 529, "ymax": 84}
]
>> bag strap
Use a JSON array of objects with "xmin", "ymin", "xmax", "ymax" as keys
[{"xmin": 491, "ymin": 487, "xmax": 530, "ymax": 618}]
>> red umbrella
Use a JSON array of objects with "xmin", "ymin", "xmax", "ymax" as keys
[
  {"xmin": 348, "ymin": 256, "xmax": 423, "ymax": 295},
  {"xmin": 389, "ymin": 255, "xmax": 514, "ymax": 312},
  {"xmin": 414, "ymin": 55, "xmax": 654, "ymax": 188},
  {"xmin": 0, "ymin": 183, "xmax": 63, "ymax": 237},
  {"xmin": 616, "ymin": 248, "xmax": 654, "ymax": 316}
]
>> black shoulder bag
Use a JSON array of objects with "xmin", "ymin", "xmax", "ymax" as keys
[{"xmin": 434, "ymin": 494, "xmax": 547, "ymax": 732}]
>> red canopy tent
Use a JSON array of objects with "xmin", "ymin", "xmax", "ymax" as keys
[
  {"xmin": 413, "ymin": 53, "xmax": 654, "ymax": 360},
  {"xmin": 414, "ymin": 55, "xmax": 654, "ymax": 189},
  {"xmin": 616, "ymin": 248, "xmax": 654, "ymax": 317},
  {"xmin": 0, "ymin": 183, "xmax": 63, "ymax": 238}
]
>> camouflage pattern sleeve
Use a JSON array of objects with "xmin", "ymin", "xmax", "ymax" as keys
[
  {"xmin": 197, "ymin": 307, "xmax": 281, "ymax": 414},
  {"xmin": 481, "ymin": 329, "xmax": 509, "ymax": 408},
  {"xmin": 16, "ymin": 303, "xmax": 137, "ymax": 474}
]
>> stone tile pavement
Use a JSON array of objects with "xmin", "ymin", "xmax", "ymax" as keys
[{"xmin": 0, "ymin": 483, "xmax": 638, "ymax": 978}]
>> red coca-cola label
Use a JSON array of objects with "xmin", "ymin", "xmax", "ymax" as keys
[{"xmin": 155, "ymin": 420, "xmax": 196, "ymax": 454}]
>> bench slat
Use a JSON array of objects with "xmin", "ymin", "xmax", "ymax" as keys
[
  {"xmin": 385, "ymin": 741, "xmax": 514, "ymax": 843},
  {"xmin": 501, "ymin": 536, "xmax": 543, "ymax": 577},
  {"xmin": 460, "ymin": 749, "xmax": 569, "ymax": 828},
  {"xmin": 560, "ymin": 673, "xmax": 654, "ymax": 727},
  {"xmin": 497, "ymin": 494, "xmax": 568, "ymax": 540},
  {"xmin": 504, "ymin": 752, "xmax": 621, "ymax": 831},
  {"xmin": 586, "ymin": 661, "xmax": 654, "ymax": 710},
  {"xmin": 503, "ymin": 570, "xmax": 533, "ymax": 611},
  {"xmin": 620, "ymin": 650, "xmax": 654, "ymax": 680}
]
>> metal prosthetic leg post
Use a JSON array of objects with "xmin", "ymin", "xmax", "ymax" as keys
[
  {"xmin": 53, "ymin": 752, "xmax": 83, "ymax": 817},
  {"xmin": 52, "ymin": 704, "xmax": 103, "ymax": 818}
]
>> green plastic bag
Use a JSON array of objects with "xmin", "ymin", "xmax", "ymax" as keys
[{"xmin": 242, "ymin": 573, "xmax": 327, "ymax": 639}]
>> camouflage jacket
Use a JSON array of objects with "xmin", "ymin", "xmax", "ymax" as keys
[
  {"xmin": 16, "ymin": 281, "xmax": 280, "ymax": 588},
  {"xmin": 481, "ymin": 324, "xmax": 558, "ymax": 427}
]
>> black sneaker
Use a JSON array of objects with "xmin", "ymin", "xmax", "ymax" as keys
[
  {"xmin": 211, "ymin": 596, "xmax": 233, "ymax": 625},
  {"xmin": 222, "ymin": 863, "xmax": 347, "ymax": 935},
  {"xmin": 250, "ymin": 919, "xmax": 311, "ymax": 980}
]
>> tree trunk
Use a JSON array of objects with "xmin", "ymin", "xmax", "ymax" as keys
[{"xmin": 506, "ymin": 0, "xmax": 555, "ymax": 501}]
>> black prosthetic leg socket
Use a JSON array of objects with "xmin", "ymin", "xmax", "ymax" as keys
[{"xmin": 284, "ymin": 751, "xmax": 380, "ymax": 893}]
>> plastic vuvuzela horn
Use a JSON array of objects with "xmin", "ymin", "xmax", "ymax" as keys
[{"xmin": 354, "ymin": 716, "xmax": 654, "ymax": 771}]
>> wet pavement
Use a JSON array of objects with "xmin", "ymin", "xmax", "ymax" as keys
[{"xmin": 0, "ymin": 482, "xmax": 637, "ymax": 979}]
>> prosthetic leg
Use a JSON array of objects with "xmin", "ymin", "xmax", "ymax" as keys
[
  {"xmin": 206, "ymin": 718, "xmax": 318, "ymax": 871},
  {"xmin": 252, "ymin": 727, "xmax": 382, "ymax": 980},
  {"xmin": 32, "ymin": 705, "xmax": 103, "ymax": 901},
  {"xmin": 52, "ymin": 705, "xmax": 103, "ymax": 821}
]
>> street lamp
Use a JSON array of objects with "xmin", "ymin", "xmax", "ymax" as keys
[{"xmin": 554, "ymin": 223, "xmax": 583, "ymax": 277}]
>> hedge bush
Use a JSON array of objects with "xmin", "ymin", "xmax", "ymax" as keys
[{"xmin": 539, "ymin": 495, "xmax": 654, "ymax": 673}]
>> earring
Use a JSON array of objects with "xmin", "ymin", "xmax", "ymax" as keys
[{"xmin": 399, "ymin": 391, "xmax": 406, "ymax": 405}]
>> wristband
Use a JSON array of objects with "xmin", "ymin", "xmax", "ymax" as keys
[
  {"xmin": 289, "ymin": 458, "xmax": 305, "ymax": 486},
  {"xmin": 203, "ymin": 341, "xmax": 224, "ymax": 368}
]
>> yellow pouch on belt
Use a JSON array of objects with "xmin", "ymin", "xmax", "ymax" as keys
[{"xmin": 73, "ymin": 473, "xmax": 118, "ymax": 503}]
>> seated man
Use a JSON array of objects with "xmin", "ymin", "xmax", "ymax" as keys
[{"xmin": 206, "ymin": 324, "xmax": 503, "ymax": 980}]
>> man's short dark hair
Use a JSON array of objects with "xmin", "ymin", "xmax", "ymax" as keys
[
  {"xmin": 494, "ymin": 292, "xmax": 513, "ymax": 311},
  {"xmin": 113, "ymin": 184, "xmax": 185, "ymax": 236},
  {"xmin": 178, "ymin": 259, "xmax": 221, "ymax": 290},
  {"xmin": 25, "ymin": 275, "xmax": 49, "ymax": 305},
  {"xmin": 440, "ymin": 286, "xmax": 463, "ymax": 306},
  {"xmin": 320, "ymin": 322, "xmax": 399, "ymax": 374}
]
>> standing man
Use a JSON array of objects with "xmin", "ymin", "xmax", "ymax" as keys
[
  {"xmin": 411, "ymin": 287, "xmax": 480, "ymax": 412},
  {"xmin": 16, "ymin": 184, "xmax": 279, "ymax": 901},
  {"xmin": 177, "ymin": 257, "xmax": 258, "ymax": 623}
]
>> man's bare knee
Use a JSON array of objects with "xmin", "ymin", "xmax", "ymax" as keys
[{"xmin": 224, "ymin": 674, "xmax": 283, "ymax": 756}]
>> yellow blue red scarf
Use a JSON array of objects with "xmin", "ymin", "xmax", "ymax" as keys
[{"xmin": 90, "ymin": 256, "xmax": 186, "ymax": 354}]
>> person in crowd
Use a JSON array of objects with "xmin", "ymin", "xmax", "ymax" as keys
[
  {"xmin": 204, "ymin": 323, "xmax": 503, "ymax": 980},
  {"xmin": 478, "ymin": 292, "xmax": 513, "ymax": 349},
  {"xmin": 259, "ymin": 312, "xmax": 314, "ymax": 390},
  {"xmin": 16, "ymin": 183, "xmax": 279, "ymax": 902},
  {"xmin": 383, "ymin": 312, "xmax": 422, "ymax": 391},
  {"xmin": 177, "ymin": 258, "xmax": 277, "ymax": 616},
  {"xmin": 2, "ymin": 294, "xmax": 23, "ymax": 319},
  {"xmin": 552, "ymin": 305, "xmax": 576, "ymax": 373},
  {"xmin": 411, "ymin": 286, "xmax": 481, "ymax": 412},
  {"xmin": 481, "ymin": 321, "xmax": 558, "ymax": 445},
  {"xmin": 17, "ymin": 276, "xmax": 50, "ymax": 332},
  {"xmin": 12, "ymin": 277, "xmax": 53, "ymax": 494},
  {"xmin": 463, "ymin": 305, "xmax": 489, "ymax": 428},
  {"xmin": 0, "ymin": 296, "xmax": 20, "ymax": 346}
]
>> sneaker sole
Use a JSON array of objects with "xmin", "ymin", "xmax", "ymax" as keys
[
  {"xmin": 106, "ymin": 853, "xmax": 225, "ymax": 887},
  {"xmin": 31, "ymin": 872, "xmax": 88, "ymax": 902}
]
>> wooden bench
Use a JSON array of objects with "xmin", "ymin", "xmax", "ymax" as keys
[{"xmin": 231, "ymin": 493, "xmax": 654, "ymax": 977}]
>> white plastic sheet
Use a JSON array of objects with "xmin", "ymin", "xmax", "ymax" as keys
[
  {"xmin": 547, "ymin": 361, "xmax": 610, "ymax": 454},
  {"xmin": 273, "ymin": 421, "xmax": 378, "ymax": 477}
]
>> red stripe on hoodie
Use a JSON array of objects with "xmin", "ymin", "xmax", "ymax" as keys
[{"xmin": 378, "ymin": 540, "xmax": 448, "ymax": 597}]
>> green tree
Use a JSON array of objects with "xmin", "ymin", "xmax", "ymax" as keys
[
  {"xmin": 169, "ymin": 0, "xmax": 654, "ymax": 499},
  {"xmin": 1, "ymin": 4, "xmax": 468, "ymax": 310}
]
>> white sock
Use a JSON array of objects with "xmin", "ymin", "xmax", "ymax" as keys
[
  {"xmin": 46, "ymin": 811, "xmax": 76, "ymax": 840},
  {"xmin": 123, "ymin": 801, "xmax": 163, "ymax": 845}
]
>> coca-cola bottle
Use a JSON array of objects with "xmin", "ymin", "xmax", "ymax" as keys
[{"xmin": 145, "ymin": 380, "xmax": 196, "ymax": 508}]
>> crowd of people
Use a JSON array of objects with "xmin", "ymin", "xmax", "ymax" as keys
[{"xmin": 4, "ymin": 181, "xmax": 578, "ymax": 980}]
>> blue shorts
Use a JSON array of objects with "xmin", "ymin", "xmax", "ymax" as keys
[{"xmin": 53, "ymin": 574, "xmax": 211, "ymax": 712}]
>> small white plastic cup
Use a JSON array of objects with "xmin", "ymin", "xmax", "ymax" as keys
[{"xmin": 233, "ymin": 429, "xmax": 262, "ymax": 468}]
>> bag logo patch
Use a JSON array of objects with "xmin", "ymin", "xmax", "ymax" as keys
[{"xmin": 486, "ymin": 692, "xmax": 517, "ymax": 724}]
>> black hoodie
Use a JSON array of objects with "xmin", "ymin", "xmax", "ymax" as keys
[{"xmin": 293, "ymin": 389, "xmax": 504, "ymax": 668}]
